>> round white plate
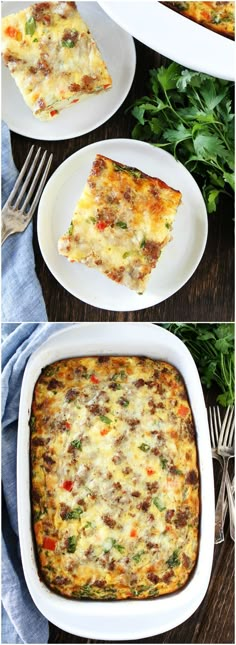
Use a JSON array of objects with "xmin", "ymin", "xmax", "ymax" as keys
[
  {"xmin": 2, "ymin": 2, "xmax": 136, "ymax": 140},
  {"xmin": 99, "ymin": 1, "xmax": 234, "ymax": 81},
  {"xmin": 38, "ymin": 138, "xmax": 208, "ymax": 312}
]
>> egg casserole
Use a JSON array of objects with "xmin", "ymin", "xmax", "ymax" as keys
[
  {"xmin": 1, "ymin": 2, "xmax": 112, "ymax": 120},
  {"xmin": 58, "ymin": 154, "xmax": 182, "ymax": 293},
  {"xmin": 30, "ymin": 356, "xmax": 200, "ymax": 600},
  {"xmin": 163, "ymin": 2, "xmax": 235, "ymax": 39}
]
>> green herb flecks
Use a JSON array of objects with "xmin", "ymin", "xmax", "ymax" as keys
[
  {"xmin": 43, "ymin": 365, "xmax": 58, "ymax": 376},
  {"xmin": 133, "ymin": 550, "xmax": 145, "ymax": 563},
  {"xmin": 67, "ymin": 535, "xmax": 77, "ymax": 553},
  {"xmin": 140, "ymin": 238, "xmax": 146, "ymax": 248},
  {"xmin": 113, "ymin": 162, "xmax": 142, "ymax": 179},
  {"xmin": 153, "ymin": 497, "xmax": 166, "ymax": 511},
  {"xmin": 30, "ymin": 416, "xmax": 36, "ymax": 432},
  {"xmin": 166, "ymin": 549, "xmax": 180, "ymax": 568},
  {"xmin": 67, "ymin": 222, "xmax": 73, "ymax": 235},
  {"xmin": 62, "ymin": 39, "xmax": 75, "ymax": 48},
  {"xmin": 99, "ymin": 415, "xmax": 112, "ymax": 425},
  {"xmin": 160, "ymin": 456, "xmax": 168, "ymax": 469},
  {"xmin": 129, "ymin": 62, "xmax": 234, "ymax": 213},
  {"xmin": 64, "ymin": 506, "xmax": 84, "ymax": 520},
  {"xmin": 138, "ymin": 443, "xmax": 150, "ymax": 452},
  {"xmin": 115, "ymin": 221, "xmax": 128, "ymax": 229},
  {"xmin": 25, "ymin": 16, "xmax": 36, "ymax": 36},
  {"xmin": 103, "ymin": 538, "xmax": 124, "ymax": 554},
  {"xmin": 33, "ymin": 507, "xmax": 47, "ymax": 521},
  {"xmin": 173, "ymin": 2, "xmax": 189, "ymax": 10},
  {"xmin": 70, "ymin": 439, "xmax": 82, "ymax": 450}
]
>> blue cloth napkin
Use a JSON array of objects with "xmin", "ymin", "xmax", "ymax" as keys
[
  {"xmin": 2, "ymin": 322, "xmax": 71, "ymax": 644},
  {"xmin": 1, "ymin": 122, "xmax": 47, "ymax": 323}
]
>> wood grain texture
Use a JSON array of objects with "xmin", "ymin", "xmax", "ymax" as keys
[
  {"xmin": 45, "ymin": 383, "xmax": 234, "ymax": 644},
  {"xmin": 10, "ymin": 41, "xmax": 234, "ymax": 323}
]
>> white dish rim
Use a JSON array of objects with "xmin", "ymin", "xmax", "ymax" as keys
[
  {"xmin": 17, "ymin": 322, "xmax": 215, "ymax": 640},
  {"xmin": 99, "ymin": 0, "xmax": 234, "ymax": 81}
]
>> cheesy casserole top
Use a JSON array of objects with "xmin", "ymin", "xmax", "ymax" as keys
[
  {"xmin": 1, "ymin": 2, "xmax": 112, "ymax": 120},
  {"xmin": 31, "ymin": 356, "xmax": 199, "ymax": 600},
  {"xmin": 58, "ymin": 154, "xmax": 182, "ymax": 293},
  {"xmin": 163, "ymin": 2, "xmax": 235, "ymax": 38}
]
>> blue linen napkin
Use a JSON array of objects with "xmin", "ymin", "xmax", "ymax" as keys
[
  {"xmin": 2, "ymin": 322, "xmax": 71, "ymax": 644},
  {"xmin": 1, "ymin": 122, "xmax": 47, "ymax": 323}
]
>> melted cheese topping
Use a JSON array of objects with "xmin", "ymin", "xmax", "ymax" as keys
[
  {"xmin": 31, "ymin": 356, "xmax": 199, "ymax": 600},
  {"xmin": 58, "ymin": 154, "xmax": 182, "ymax": 293},
  {"xmin": 1, "ymin": 2, "xmax": 112, "ymax": 120},
  {"xmin": 163, "ymin": 2, "xmax": 235, "ymax": 38}
]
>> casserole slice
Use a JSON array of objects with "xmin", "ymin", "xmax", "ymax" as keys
[
  {"xmin": 1, "ymin": 2, "xmax": 112, "ymax": 121},
  {"xmin": 58, "ymin": 154, "xmax": 182, "ymax": 293}
]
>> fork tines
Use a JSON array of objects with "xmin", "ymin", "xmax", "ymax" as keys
[{"xmin": 6, "ymin": 146, "xmax": 53, "ymax": 216}]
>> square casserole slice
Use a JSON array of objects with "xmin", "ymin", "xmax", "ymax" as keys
[
  {"xmin": 30, "ymin": 356, "xmax": 200, "ymax": 600},
  {"xmin": 1, "ymin": 2, "xmax": 112, "ymax": 120},
  {"xmin": 58, "ymin": 154, "xmax": 182, "ymax": 293}
]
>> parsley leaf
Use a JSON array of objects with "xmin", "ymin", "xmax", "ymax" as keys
[
  {"xmin": 129, "ymin": 64, "xmax": 234, "ymax": 213},
  {"xmin": 163, "ymin": 323, "xmax": 234, "ymax": 406}
]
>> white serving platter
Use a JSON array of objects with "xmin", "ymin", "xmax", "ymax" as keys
[
  {"xmin": 17, "ymin": 322, "xmax": 215, "ymax": 640},
  {"xmin": 2, "ymin": 2, "xmax": 136, "ymax": 140},
  {"xmin": 37, "ymin": 138, "xmax": 208, "ymax": 312},
  {"xmin": 99, "ymin": 1, "xmax": 234, "ymax": 81}
]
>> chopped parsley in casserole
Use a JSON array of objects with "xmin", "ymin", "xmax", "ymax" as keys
[
  {"xmin": 58, "ymin": 154, "xmax": 182, "ymax": 293},
  {"xmin": 1, "ymin": 2, "xmax": 112, "ymax": 120},
  {"xmin": 30, "ymin": 356, "xmax": 199, "ymax": 600}
]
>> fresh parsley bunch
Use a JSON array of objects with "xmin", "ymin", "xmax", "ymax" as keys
[
  {"xmin": 130, "ymin": 63, "xmax": 234, "ymax": 213},
  {"xmin": 163, "ymin": 323, "xmax": 235, "ymax": 406}
]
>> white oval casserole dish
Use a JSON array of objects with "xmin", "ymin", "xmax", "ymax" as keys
[{"xmin": 17, "ymin": 323, "xmax": 214, "ymax": 640}]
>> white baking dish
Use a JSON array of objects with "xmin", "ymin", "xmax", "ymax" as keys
[{"xmin": 17, "ymin": 323, "xmax": 214, "ymax": 640}]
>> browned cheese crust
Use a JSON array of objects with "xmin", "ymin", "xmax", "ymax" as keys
[{"xmin": 30, "ymin": 356, "xmax": 200, "ymax": 600}]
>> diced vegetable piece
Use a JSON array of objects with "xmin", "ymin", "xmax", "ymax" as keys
[
  {"xmin": 139, "ymin": 443, "xmax": 150, "ymax": 452},
  {"xmin": 67, "ymin": 535, "xmax": 77, "ymax": 553},
  {"xmin": 25, "ymin": 17, "xmax": 36, "ymax": 36},
  {"xmin": 62, "ymin": 480, "xmax": 73, "ymax": 492},
  {"xmin": 43, "ymin": 536, "xmax": 57, "ymax": 551}
]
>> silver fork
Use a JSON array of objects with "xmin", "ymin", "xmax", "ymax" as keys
[
  {"xmin": 215, "ymin": 406, "xmax": 235, "ymax": 539},
  {"xmin": 209, "ymin": 406, "xmax": 235, "ymax": 543},
  {"xmin": 1, "ymin": 146, "xmax": 53, "ymax": 245}
]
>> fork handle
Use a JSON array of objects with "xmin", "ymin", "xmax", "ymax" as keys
[
  {"xmin": 215, "ymin": 456, "xmax": 230, "ymax": 543},
  {"xmin": 227, "ymin": 475, "xmax": 235, "ymax": 542},
  {"xmin": 1, "ymin": 219, "xmax": 12, "ymax": 245}
]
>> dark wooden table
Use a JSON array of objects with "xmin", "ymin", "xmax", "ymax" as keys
[
  {"xmin": 10, "ymin": 40, "xmax": 234, "ymax": 323},
  {"xmin": 47, "ymin": 386, "xmax": 234, "ymax": 645}
]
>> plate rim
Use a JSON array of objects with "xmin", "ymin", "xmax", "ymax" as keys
[
  {"xmin": 1, "ymin": 1, "xmax": 136, "ymax": 140},
  {"xmin": 37, "ymin": 137, "xmax": 208, "ymax": 312}
]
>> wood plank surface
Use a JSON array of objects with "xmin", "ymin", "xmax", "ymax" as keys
[{"xmin": 10, "ymin": 41, "xmax": 234, "ymax": 323}]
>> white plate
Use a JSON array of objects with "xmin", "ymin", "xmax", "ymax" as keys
[
  {"xmin": 17, "ymin": 323, "xmax": 215, "ymax": 640},
  {"xmin": 38, "ymin": 138, "xmax": 208, "ymax": 312},
  {"xmin": 1, "ymin": 2, "xmax": 136, "ymax": 140},
  {"xmin": 99, "ymin": 1, "xmax": 234, "ymax": 81}
]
